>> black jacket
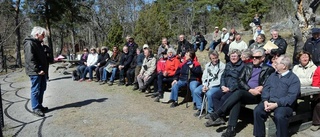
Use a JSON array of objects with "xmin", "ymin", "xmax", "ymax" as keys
[
  {"xmin": 23, "ymin": 36, "xmax": 48, "ymax": 75},
  {"xmin": 220, "ymin": 60, "xmax": 245, "ymax": 92},
  {"xmin": 270, "ymin": 36, "xmax": 287, "ymax": 55},
  {"xmin": 126, "ymin": 42, "xmax": 138, "ymax": 56},
  {"xmin": 238, "ymin": 63, "xmax": 275, "ymax": 91},
  {"xmin": 303, "ymin": 37, "xmax": 320, "ymax": 66},
  {"xmin": 120, "ymin": 52, "xmax": 133, "ymax": 69},
  {"xmin": 177, "ymin": 39, "xmax": 191, "ymax": 57},
  {"xmin": 96, "ymin": 52, "xmax": 110, "ymax": 67}
]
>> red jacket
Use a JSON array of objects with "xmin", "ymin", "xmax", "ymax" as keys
[
  {"xmin": 312, "ymin": 66, "xmax": 320, "ymax": 87},
  {"xmin": 165, "ymin": 56, "xmax": 181, "ymax": 76},
  {"xmin": 157, "ymin": 58, "xmax": 167, "ymax": 73}
]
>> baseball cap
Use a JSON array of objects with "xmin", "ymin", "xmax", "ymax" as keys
[
  {"xmin": 143, "ymin": 44, "xmax": 149, "ymax": 49},
  {"xmin": 311, "ymin": 28, "xmax": 320, "ymax": 34},
  {"xmin": 215, "ymin": 26, "xmax": 219, "ymax": 29},
  {"xmin": 222, "ymin": 28, "xmax": 227, "ymax": 31}
]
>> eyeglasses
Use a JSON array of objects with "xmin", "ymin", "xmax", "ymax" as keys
[{"xmin": 252, "ymin": 56, "xmax": 262, "ymax": 59}]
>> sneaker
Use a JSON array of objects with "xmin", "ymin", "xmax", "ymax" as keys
[
  {"xmin": 100, "ymin": 81, "xmax": 106, "ymax": 85},
  {"xmin": 205, "ymin": 113, "xmax": 211, "ymax": 119},
  {"xmin": 193, "ymin": 103, "xmax": 197, "ymax": 110},
  {"xmin": 194, "ymin": 110, "xmax": 202, "ymax": 117},
  {"xmin": 132, "ymin": 85, "xmax": 139, "ymax": 90},
  {"xmin": 204, "ymin": 117, "xmax": 226, "ymax": 127},
  {"xmin": 32, "ymin": 109, "xmax": 45, "ymax": 117},
  {"xmin": 310, "ymin": 125, "xmax": 320, "ymax": 131},
  {"xmin": 151, "ymin": 92, "xmax": 159, "ymax": 98}
]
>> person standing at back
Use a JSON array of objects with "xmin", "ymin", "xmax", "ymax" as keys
[{"xmin": 24, "ymin": 26, "xmax": 48, "ymax": 117}]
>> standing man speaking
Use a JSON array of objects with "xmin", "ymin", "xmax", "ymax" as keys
[{"xmin": 24, "ymin": 26, "xmax": 48, "ymax": 117}]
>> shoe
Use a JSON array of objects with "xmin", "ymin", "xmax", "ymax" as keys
[
  {"xmin": 154, "ymin": 97, "xmax": 160, "ymax": 102},
  {"xmin": 107, "ymin": 81, "xmax": 113, "ymax": 86},
  {"xmin": 118, "ymin": 82, "xmax": 125, "ymax": 86},
  {"xmin": 221, "ymin": 126, "xmax": 236, "ymax": 137},
  {"xmin": 32, "ymin": 109, "xmax": 45, "ymax": 117},
  {"xmin": 310, "ymin": 125, "xmax": 320, "ymax": 131},
  {"xmin": 100, "ymin": 81, "xmax": 106, "ymax": 85},
  {"xmin": 167, "ymin": 99, "xmax": 175, "ymax": 103},
  {"xmin": 194, "ymin": 110, "xmax": 204, "ymax": 117},
  {"xmin": 151, "ymin": 92, "xmax": 159, "ymax": 98},
  {"xmin": 132, "ymin": 85, "xmax": 139, "ymax": 90},
  {"xmin": 170, "ymin": 102, "xmax": 178, "ymax": 108},
  {"xmin": 204, "ymin": 117, "xmax": 226, "ymax": 127},
  {"xmin": 125, "ymin": 83, "xmax": 132, "ymax": 86},
  {"xmin": 205, "ymin": 113, "xmax": 211, "ymax": 119},
  {"xmin": 94, "ymin": 79, "xmax": 100, "ymax": 82},
  {"xmin": 40, "ymin": 107, "xmax": 49, "ymax": 113},
  {"xmin": 86, "ymin": 79, "xmax": 92, "ymax": 82},
  {"xmin": 79, "ymin": 79, "xmax": 84, "ymax": 82}
]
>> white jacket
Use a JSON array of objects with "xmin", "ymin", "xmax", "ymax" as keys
[
  {"xmin": 86, "ymin": 53, "xmax": 98, "ymax": 66},
  {"xmin": 229, "ymin": 40, "xmax": 248, "ymax": 51},
  {"xmin": 292, "ymin": 61, "xmax": 317, "ymax": 86},
  {"xmin": 202, "ymin": 61, "xmax": 225, "ymax": 88}
]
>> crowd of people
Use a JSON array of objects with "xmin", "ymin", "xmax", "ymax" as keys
[{"xmin": 24, "ymin": 22, "xmax": 320, "ymax": 137}]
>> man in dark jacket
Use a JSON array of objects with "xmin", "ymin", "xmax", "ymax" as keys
[
  {"xmin": 177, "ymin": 35, "xmax": 191, "ymax": 58},
  {"xmin": 303, "ymin": 28, "xmax": 320, "ymax": 66},
  {"xmin": 24, "ymin": 26, "xmax": 48, "ymax": 117},
  {"xmin": 254, "ymin": 55, "xmax": 300, "ymax": 137},
  {"xmin": 118, "ymin": 45, "xmax": 133, "ymax": 85},
  {"xmin": 125, "ymin": 37, "xmax": 138, "ymax": 56},
  {"xmin": 205, "ymin": 48, "xmax": 275, "ymax": 137},
  {"xmin": 265, "ymin": 30, "xmax": 287, "ymax": 64}
]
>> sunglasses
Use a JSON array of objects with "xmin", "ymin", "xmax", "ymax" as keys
[{"xmin": 252, "ymin": 56, "xmax": 262, "ymax": 59}]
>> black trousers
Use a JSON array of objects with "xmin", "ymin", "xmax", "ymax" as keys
[
  {"xmin": 126, "ymin": 68, "xmax": 135, "ymax": 84},
  {"xmin": 253, "ymin": 102, "xmax": 293, "ymax": 137},
  {"xmin": 218, "ymin": 89, "xmax": 260, "ymax": 126},
  {"xmin": 95, "ymin": 66, "xmax": 104, "ymax": 81}
]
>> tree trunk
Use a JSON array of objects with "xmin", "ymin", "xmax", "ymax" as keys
[
  {"xmin": 71, "ymin": 29, "xmax": 75, "ymax": 54},
  {"xmin": 59, "ymin": 29, "xmax": 64, "ymax": 55},
  {"xmin": 45, "ymin": 1, "xmax": 54, "ymax": 60},
  {"xmin": 15, "ymin": 0, "xmax": 22, "ymax": 68}
]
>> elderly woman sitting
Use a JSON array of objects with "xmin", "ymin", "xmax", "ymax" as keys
[
  {"xmin": 79, "ymin": 47, "xmax": 98, "ymax": 82},
  {"xmin": 137, "ymin": 49, "xmax": 157, "ymax": 92},
  {"xmin": 240, "ymin": 49, "xmax": 253, "ymax": 64},
  {"xmin": 292, "ymin": 51, "xmax": 317, "ymax": 86}
]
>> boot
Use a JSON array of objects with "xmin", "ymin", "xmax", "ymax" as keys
[{"xmin": 221, "ymin": 126, "xmax": 236, "ymax": 137}]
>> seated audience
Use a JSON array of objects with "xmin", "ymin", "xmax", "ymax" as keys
[
  {"xmin": 79, "ymin": 48, "xmax": 98, "ymax": 82},
  {"xmin": 126, "ymin": 48, "xmax": 142, "ymax": 86},
  {"xmin": 133, "ymin": 47, "xmax": 145, "ymax": 90},
  {"xmin": 100, "ymin": 46, "xmax": 122, "ymax": 85},
  {"xmin": 254, "ymin": 55, "xmax": 300, "ymax": 137},
  {"xmin": 193, "ymin": 50, "xmax": 225, "ymax": 117},
  {"xmin": 207, "ymin": 26, "xmax": 221, "ymax": 51},
  {"xmin": 222, "ymin": 35, "xmax": 234, "ymax": 63},
  {"xmin": 177, "ymin": 34, "xmax": 192, "ymax": 58},
  {"xmin": 193, "ymin": 32, "xmax": 207, "ymax": 52},
  {"xmin": 154, "ymin": 48, "xmax": 181, "ymax": 102},
  {"xmin": 168, "ymin": 50, "xmax": 202, "ymax": 108},
  {"xmin": 118, "ymin": 46, "xmax": 133, "ymax": 85},
  {"xmin": 151, "ymin": 50, "xmax": 168, "ymax": 98},
  {"xmin": 292, "ymin": 51, "xmax": 317, "ymax": 86},
  {"xmin": 76, "ymin": 48, "xmax": 89, "ymax": 79},
  {"xmin": 205, "ymin": 49, "xmax": 274, "ymax": 137},
  {"xmin": 125, "ymin": 37, "xmax": 138, "ymax": 55},
  {"xmin": 95, "ymin": 47, "xmax": 110, "ymax": 82},
  {"xmin": 311, "ymin": 66, "xmax": 320, "ymax": 131},
  {"xmin": 249, "ymin": 25, "xmax": 265, "ymax": 46},
  {"xmin": 248, "ymin": 34, "xmax": 266, "ymax": 50},
  {"xmin": 219, "ymin": 28, "xmax": 230, "ymax": 52},
  {"xmin": 137, "ymin": 49, "xmax": 156, "ymax": 92},
  {"xmin": 157, "ymin": 38, "xmax": 171, "ymax": 59}
]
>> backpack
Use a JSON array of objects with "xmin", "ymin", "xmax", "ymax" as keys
[{"xmin": 72, "ymin": 70, "xmax": 80, "ymax": 81}]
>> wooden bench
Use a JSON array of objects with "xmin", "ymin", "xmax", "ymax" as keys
[{"xmin": 245, "ymin": 87, "xmax": 320, "ymax": 137}]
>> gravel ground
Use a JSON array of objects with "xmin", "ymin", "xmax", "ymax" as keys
[{"xmin": 0, "ymin": 65, "xmax": 318, "ymax": 137}]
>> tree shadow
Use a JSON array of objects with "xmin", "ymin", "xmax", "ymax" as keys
[
  {"xmin": 47, "ymin": 98, "xmax": 108, "ymax": 112},
  {"xmin": 48, "ymin": 76, "xmax": 72, "ymax": 82}
]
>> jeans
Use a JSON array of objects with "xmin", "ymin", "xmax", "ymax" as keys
[
  {"xmin": 170, "ymin": 80, "xmax": 188, "ymax": 101},
  {"xmin": 109, "ymin": 67, "xmax": 117, "ymax": 82},
  {"xmin": 29, "ymin": 75, "xmax": 47, "ymax": 110},
  {"xmin": 101, "ymin": 68, "xmax": 110, "ymax": 81},
  {"xmin": 82, "ymin": 65, "xmax": 97, "ymax": 79},
  {"xmin": 189, "ymin": 81, "xmax": 201, "ymax": 101},
  {"xmin": 194, "ymin": 85, "xmax": 221, "ymax": 113},
  {"xmin": 193, "ymin": 42, "xmax": 204, "ymax": 51},
  {"xmin": 77, "ymin": 65, "xmax": 86, "ymax": 76}
]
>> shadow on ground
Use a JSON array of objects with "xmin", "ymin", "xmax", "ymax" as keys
[{"xmin": 47, "ymin": 98, "xmax": 108, "ymax": 112}]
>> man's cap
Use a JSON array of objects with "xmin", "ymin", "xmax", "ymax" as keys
[
  {"xmin": 143, "ymin": 44, "xmax": 149, "ymax": 49},
  {"xmin": 222, "ymin": 28, "xmax": 227, "ymax": 31},
  {"xmin": 215, "ymin": 26, "xmax": 219, "ymax": 29},
  {"xmin": 311, "ymin": 28, "xmax": 320, "ymax": 34}
]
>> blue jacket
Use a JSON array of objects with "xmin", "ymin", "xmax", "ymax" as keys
[
  {"xmin": 174, "ymin": 59, "xmax": 202, "ymax": 82},
  {"xmin": 261, "ymin": 71, "xmax": 301, "ymax": 107}
]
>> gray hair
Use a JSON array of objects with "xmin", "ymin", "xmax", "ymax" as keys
[
  {"xmin": 167, "ymin": 48, "xmax": 176, "ymax": 56},
  {"xmin": 228, "ymin": 49, "xmax": 241, "ymax": 56},
  {"xmin": 241, "ymin": 49, "xmax": 252, "ymax": 58},
  {"xmin": 208, "ymin": 50, "xmax": 219, "ymax": 57},
  {"xmin": 31, "ymin": 26, "xmax": 46, "ymax": 38},
  {"xmin": 279, "ymin": 55, "xmax": 292, "ymax": 69},
  {"xmin": 252, "ymin": 48, "xmax": 265, "ymax": 57}
]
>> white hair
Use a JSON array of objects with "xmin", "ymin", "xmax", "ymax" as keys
[
  {"xmin": 167, "ymin": 48, "xmax": 176, "ymax": 56},
  {"xmin": 30, "ymin": 26, "xmax": 46, "ymax": 38}
]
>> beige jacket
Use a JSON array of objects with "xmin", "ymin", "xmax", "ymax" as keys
[
  {"xmin": 139, "ymin": 56, "xmax": 156, "ymax": 77},
  {"xmin": 292, "ymin": 61, "xmax": 317, "ymax": 86}
]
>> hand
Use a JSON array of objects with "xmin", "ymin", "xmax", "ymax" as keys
[
  {"xmin": 202, "ymin": 85, "xmax": 208, "ymax": 93},
  {"xmin": 172, "ymin": 80, "xmax": 177, "ymax": 86},
  {"xmin": 265, "ymin": 102, "xmax": 278, "ymax": 112},
  {"xmin": 255, "ymin": 86, "xmax": 263, "ymax": 93},
  {"xmin": 84, "ymin": 62, "xmax": 87, "ymax": 65},
  {"xmin": 248, "ymin": 89, "xmax": 261, "ymax": 96},
  {"xmin": 97, "ymin": 63, "xmax": 100, "ymax": 67},
  {"xmin": 38, "ymin": 70, "xmax": 45, "ymax": 75},
  {"xmin": 265, "ymin": 50, "xmax": 271, "ymax": 54},
  {"xmin": 163, "ymin": 71, "xmax": 168, "ymax": 76},
  {"xmin": 189, "ymin": 64, "xmax": 193, "ymax": 68},
  {"xmin": 137, "ymin": 74, "xmax": 142, "ymax": 78},
  {"xmin": 264, "ymin": 101, "xmax": 269, "ymax": 111},
  {"xmin": 143, "ymin": 76, "xmax": 150, "ymax": 82},
  {"xmin": 221, "ymin": 86, "xmax": 230, "ymax": 93}
]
